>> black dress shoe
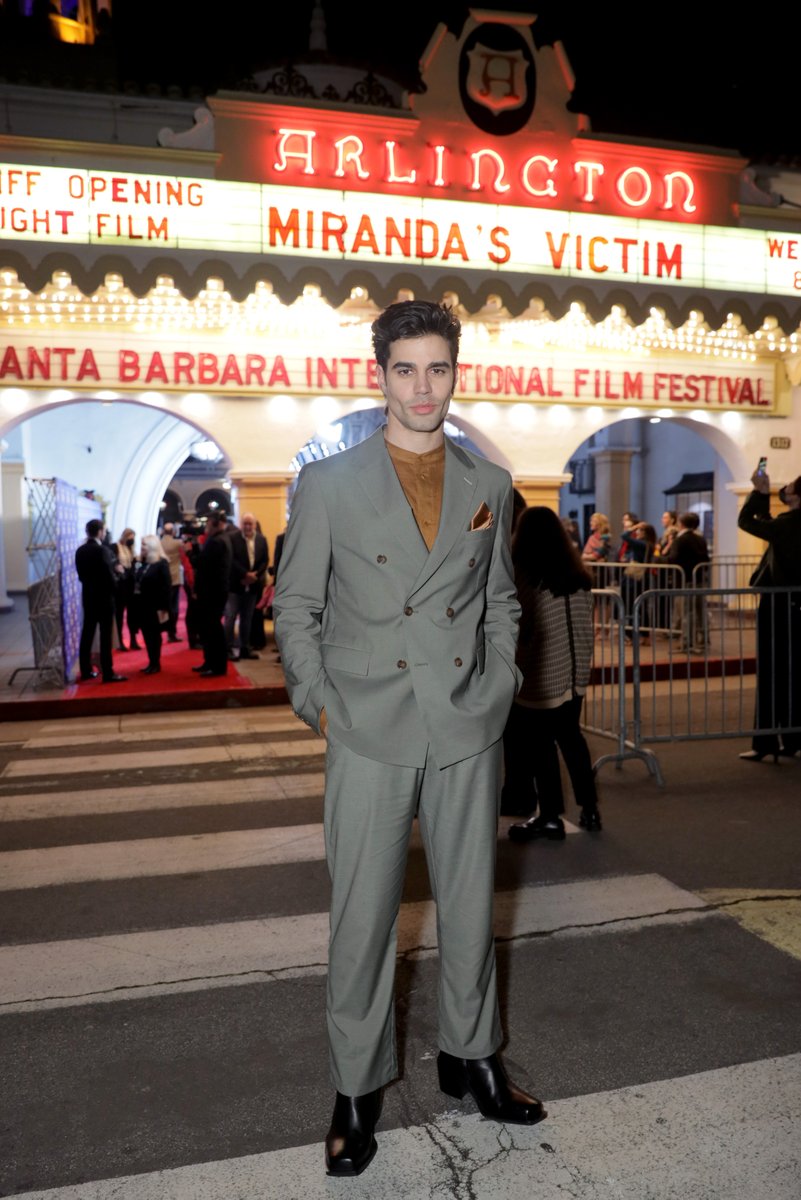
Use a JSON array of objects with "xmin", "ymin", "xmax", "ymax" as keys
[
  {"xmin": 437, "ymin": 1052, "xmax": 546, "ymax": 1125},
  {"xmin": 198, "ymin": 667, "xmax": 227, "ymax": 677},
  {"xmin": 738, "ymin": 750, "xmax": 779, "ymax": 763},
  {"xmin": 167, "ymin": 635, "xmax": 182, "ymax": 643},
  {"xmin": 192, "ymin": 664, "xmax": 209, "ymax": 672},
  {"xmin": 102, "ymin": 674, "xmax": 128, "ymax": 683},
  {"xmin": 239, "ymin": 650, "xmax": 260, "ymax": 660},
  {"xmin": 140, "ymin": 665, "xmax": 161, "ymax": 674},
  {"xmin": 325, "ymin": 1089, "xmax": 381, "ymax": 1176},
  {"xmin": 79, "ymin": 669, "xmax": 100, "ymax": 681},
  {"xmin": 508, "ymin": 814, "xmax": 565, "ymax": 842},
  {"xmin": 579, "ymin": 805, "xmax": 603, "ymax": 831},
  {"xmin": 129, "ymin": 641, "xmax": 143, "ymax": 651}
]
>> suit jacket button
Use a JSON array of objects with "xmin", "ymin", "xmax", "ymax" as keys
[
  {"xmin": 446, "ymin": 606, "xmax": 455, "ymax": 618},
  {"xmin": 404, "ymin": 605, "xmax": 413, "ymax": 616},
  {"xmin": 454, "ymin": 657, "xmax": 463, "ymax": 667},
  {"xmin": 377, "ymin": 554, "xmax": 387, "ymax": 563},
  {"xmin": 468, "ymin": 557, "xmax": 476, "ymax": 568},
  {"xmin": 397, "ymin": 659, "xmax": 407, "ymax": 669}
]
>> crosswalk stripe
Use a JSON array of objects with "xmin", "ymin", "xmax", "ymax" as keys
[
  {"xmin": 0, "ymin": 811, "xmax": 586, "ymax": 887},
  {"xmin": 1, "ymin": 737, "xmax": 326, "ymax": 778},
  {"xmin": 0, "ymin": 874, "xmax": 710, "ymax": 1012},
  {"xmin": 21, "ymin": 718, "xmax": 305, "ymax": 750},
  {"xmin": 0, "ymin": 710, "xmax": 304, "ymax": 746},
  {"xmin": 12, "ymin": 1052, "xmax": 800, "ymax": 1199},
  {"xmin": 0, "ymin": 822, "xmax": 328, "ymax": 889},
  {"xmin": 0, "ymin": 772, "xmax": 326, "ymax": 820}
]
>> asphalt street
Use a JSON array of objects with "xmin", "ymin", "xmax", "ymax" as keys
[{"xmin": 0, "ymin": 705, "xmax": 800, "ymax": 1199}]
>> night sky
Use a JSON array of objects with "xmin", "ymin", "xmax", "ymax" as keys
[{"xmin": 110, "ymin": 0, "xmax": 801, "ymax": 163}]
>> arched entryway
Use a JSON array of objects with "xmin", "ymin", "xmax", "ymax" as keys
[
  {"xmin": 0, "ymin": 396, "xmax": 234, "ymax": 596},
  {"xmin": 559, "ymin": 413, "xmax": 750, "ymax": 558}
]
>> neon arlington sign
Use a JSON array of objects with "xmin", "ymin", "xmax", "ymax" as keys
[{"xmin": 267, "ymin": 129, "xmax": 700, "ymax": 216}]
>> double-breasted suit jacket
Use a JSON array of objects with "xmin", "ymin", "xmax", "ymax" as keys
[{"xmin": 273, "ymin": 427, "xmax": 522, "ymax": 769}]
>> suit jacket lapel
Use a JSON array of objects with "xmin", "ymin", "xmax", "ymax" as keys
[
  {"xmin": 356, "ymin": 430, "xmax": 429, "ymax": 568},
  {"xmin": 411, "ymin": 438, "xmax": 477, "ymax": 595}
]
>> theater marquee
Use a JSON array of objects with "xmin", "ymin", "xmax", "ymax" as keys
[
  {"xmin": 2, "ymin": 164, "xmax": 800, "ymax": 299},
  {"xmin": 0, "ymin": 329, "xmax": 786, "ymax": 412}
]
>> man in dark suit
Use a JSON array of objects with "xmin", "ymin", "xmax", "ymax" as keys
[
  {"xmin": 738, "ymin": 469, "xmax": 801, "ymax": 759},
  {"xmin": 193, "ymin": 511, "xmax": 232, "ymax": 677},
  {"xmin": 666, "ymin": 511, "xmax": 710, "ymax": 651},
  {"xmin": 74, "ymin": 518, "xmax": 127, "ymax": 683},
  {"xmin": 224, "ymin": 512, "xmax": 268, "ymax": 660}
]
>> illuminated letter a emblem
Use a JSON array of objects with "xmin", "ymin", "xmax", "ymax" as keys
[{"xmin": 466, "ymin": 45, "xmax": 527, "ymax": 114}]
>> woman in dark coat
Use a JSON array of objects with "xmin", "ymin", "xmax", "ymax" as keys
[
  {"xmin": 111, "ymin": 527, "xmax": 141, "ymax": 651},
  {"xmin": 501, "ymin": 506, "xmax": 602, "ymax": 840},
  {"xmin": 134, "ymin": 534, "xmax": 172, "ymax": 674}
]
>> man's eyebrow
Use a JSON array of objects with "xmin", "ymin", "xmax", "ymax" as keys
[{"xmin": 390, "ymin": 359, "xmax": 451, "ymax": 369}]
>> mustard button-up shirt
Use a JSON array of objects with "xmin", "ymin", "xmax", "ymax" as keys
[{"xmin": 385, "ymin": 439, "xmax": 445, "ymax": 551}]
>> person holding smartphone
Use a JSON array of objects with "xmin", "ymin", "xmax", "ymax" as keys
[{"xmin": 737, "ymin": 461, "xmax": 801, "ymax": 761}]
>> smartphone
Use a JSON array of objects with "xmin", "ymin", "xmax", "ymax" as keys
[{"xmin": 757, "ymin": 456, "xmax": 768, "ymax": 475}]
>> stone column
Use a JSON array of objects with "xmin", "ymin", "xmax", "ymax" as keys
[
  {"xmin": 513, "ymin": 474, "xmax": 572, "ymax": 514},
  {"xmin": 228, "ymin": 472, "xmax": 295, "ymax": 564},
  {"xmin": 590, "ymin": 447, "xmax": 636, "ymax": 533}
]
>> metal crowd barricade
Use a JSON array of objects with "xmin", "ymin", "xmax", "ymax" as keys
[
  {"xmin": 588, "ymin": 560, "xmax": 684, "ymax": 637},
  {"xmin": 589, "ymin": 560, "xmax": 682, "ymax": 596},
  {"xmin": 629, "ymin": 585, "xmax": 800, "ymax": 774},
  {"xmin": 582, "ymin": 582, "xmax": 800, "ymax": 786},
  {"xmin": 584, "ymin": 588, "xmax": 663, "ymax": 783},
  {"xmin": 692, "ymin": 555, "xmax": 763, "ymax": 624},
  {"xmin": 691, "ymin": 555, "xmax": 763, "ymax": 591}
]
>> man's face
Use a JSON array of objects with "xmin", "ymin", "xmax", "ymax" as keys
[
  {"xmin": 784, "ymin": 481, "xmax": 800, "ymax": 509},
  {"xmin": 377, "ymin": 334, "xmax": 454, "ymax": 444},
  {"xmin": 242, "ymin": 516, "xmax": 256, "ymax": 537},
  {"xmin": 662, "ymin": 512, "xmax": 671, "ymax": 527}
]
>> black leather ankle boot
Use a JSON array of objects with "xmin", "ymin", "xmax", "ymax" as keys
[
  {"xmin": 437, "ymin": 1052, "xmax": 546, "ymax": 1125},
  {"xmin": 325, "ymin": 1088, "xmax": 382, "ymax": 1176}
]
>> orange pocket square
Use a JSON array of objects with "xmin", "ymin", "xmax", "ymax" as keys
[{"xmin": 470, "ymin": 501, "xmax": 494, "ymax": 531}]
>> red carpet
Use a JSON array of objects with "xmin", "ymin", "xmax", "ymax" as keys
[{"xmin": 65, "ymin": 638, "xmax": 254, "ymax": 698}]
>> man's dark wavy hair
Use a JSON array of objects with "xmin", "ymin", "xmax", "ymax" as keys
[{"xmin": 371, "ymin": 300, "xmax": 461, "ymax": 371}]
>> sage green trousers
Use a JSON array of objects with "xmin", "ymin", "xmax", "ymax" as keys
[{"xmin": 323, "ymin": 731, "xmax": 503, "ymax": 1096}]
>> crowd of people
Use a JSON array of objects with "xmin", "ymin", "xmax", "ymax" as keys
[
  {"xmin": 574, "ymin": 505, "xmax": 711, "ymax": 648},
  {"xmin": 578, "ymin": 506, "xmax": 695, "ymax": 568},
  {"xmin": 74, "ymin": 510, "xmax": 277, "ymax": 682}
]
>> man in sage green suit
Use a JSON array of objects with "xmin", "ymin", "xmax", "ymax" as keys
[{"xmin": 273, "ymin": 300, "xmax": 546, "ymax": 1178}]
